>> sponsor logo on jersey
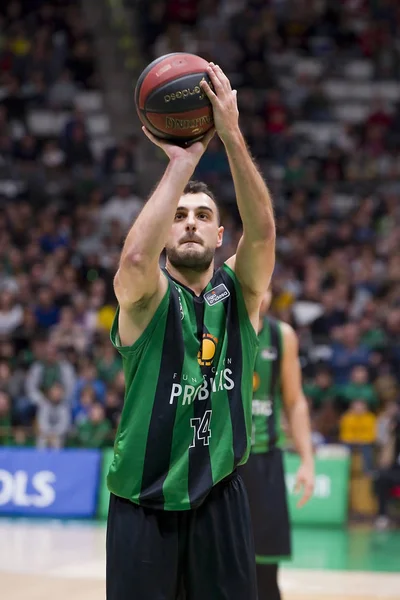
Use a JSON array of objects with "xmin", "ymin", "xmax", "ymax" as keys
[
  {"xmin": 197, "ymin": 333, "xmax": 218, "ymax": 366},
  {"xmin": 204, "ymin": 283, "xmax": 230, "ymax": 307},
  {"xmin": 261, "ymin": 347, "xmax": 278, "ymax": 361},
  {"xmin": 253, "ymin": 371, "xmax": 260, "ymax": 392},
  {"xmin": 252, "ymin": 398, "xmax": 272, "ymax": 417},
  {"xmin": 169, "ymin": 366, "xmax": 235, "ymax": 406}
]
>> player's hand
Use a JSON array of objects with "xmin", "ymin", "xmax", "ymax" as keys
[
  {"xmin": 200, "ymin": 63, "xmax": 239, "ymax": 144},
  {"xmin": 294, "ymin": 461, "xmax": 314, "ymax": 508},
  {"xmin": 142, "ymin": 126, "xmax": 216, "ymax": 166}
]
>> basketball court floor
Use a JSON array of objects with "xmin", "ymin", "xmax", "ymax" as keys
[{"xmin": 1, "ymin": 520, "xmax": 399, "ymax": 600}]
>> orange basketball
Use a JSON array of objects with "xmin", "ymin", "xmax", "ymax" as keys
[{"xmin": 134, "ymin": 53, "xmax": 214, "ymax": 146}]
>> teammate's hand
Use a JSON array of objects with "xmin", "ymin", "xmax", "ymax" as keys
[
  {"xmin": 200, "ymin": 63, "xmax": 239, "ymax": 144},
  {"xmin": 142, "ymin": 126, "xmax": 216, "ymax": 165},
  {"xmin": 294, "ymin": 461, "xmax": 314, "ymax": 508}
]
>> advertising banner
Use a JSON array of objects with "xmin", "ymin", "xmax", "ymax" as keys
[
  {"xmin": 0, "ymin": 448, "xmax": 101, "ymax": 517},
  {"xmin": 284, "ymin": 453, "xmax": 350, "ymax": 526}
]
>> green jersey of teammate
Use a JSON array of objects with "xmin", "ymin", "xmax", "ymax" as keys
[
  {"xmin": 108, "ymin": 264, "xmax": 258, "ymax": 510},
  {"xmin": 251, "ymin": 317, "xmax": 284, "ymax": 453}
]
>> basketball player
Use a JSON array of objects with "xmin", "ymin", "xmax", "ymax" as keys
[
  {"xmin": 106, "ymin": 63, "xmax": 275, "ymax": 599},
  {"xmin": 241, "ymin": 290, "xmax": 315, "ymax": 600}
]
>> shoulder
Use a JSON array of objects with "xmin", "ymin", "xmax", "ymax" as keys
[
  {"xmin": 221, "ymin": 259, "xmax": 260, "ymax": 333},
  {"xmin": 278, "ymin": 321, "xmax": 298, "ymax": 345}
]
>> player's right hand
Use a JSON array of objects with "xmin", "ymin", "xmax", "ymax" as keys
[
  {"xmin": 294, "ymin": 461, "xmax": 315, "ymax": 508},
  {"xmin": 142, "ymin": 126, "xmax": 216, "ymax": 165}
]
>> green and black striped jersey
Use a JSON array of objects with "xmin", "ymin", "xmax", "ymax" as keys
[
  {"xmin": 108, "ymin": 263, "xmax": 258, "ymax": 510},
  {"xmin": 251, "ymin": 317, "xmax": 284, "ymax": 454}
]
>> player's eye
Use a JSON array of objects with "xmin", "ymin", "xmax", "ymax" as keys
[
  {"xmin": 175, "ymin": 213, "xmax": 184, "ymax": 220},
  {"xmin": 198, "ymin": 213, "xmax": 208, "ymax": 220}
]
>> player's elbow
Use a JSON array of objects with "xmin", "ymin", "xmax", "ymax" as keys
[
  {"xmin": 121, "ymin": 249, "xmax": 148, "ymax": 270},
  {"xmin": 251, "ymin": 218, "xmax": 276, "ymax": 245},
  {"xmin": 261, "ymin": 219, "xmax": 276, "ymax": 243}
]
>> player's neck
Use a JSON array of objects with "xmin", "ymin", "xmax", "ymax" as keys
[{"xmin": 165, "ymin": 260, "xmax": 215, "ymax": 297}]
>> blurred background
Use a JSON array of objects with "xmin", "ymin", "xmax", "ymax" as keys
[{"xmin": 0, "ymin": 0, "xmax": 399, "ymax": 599}]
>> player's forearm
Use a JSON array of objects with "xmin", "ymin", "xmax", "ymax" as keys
[
  {"xmin": 120, "ymin": 158, "xmax": 195, "ymax": 266},
  {"xmin": 223, "ymin": 130, "xmax": 275, "ymax": 242},
  {"xmin": 287, "ymin": 396, "xmax": 314, "ymax": 465}
]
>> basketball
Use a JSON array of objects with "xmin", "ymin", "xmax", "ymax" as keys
[{"xmin": 134, "ymin": 53, "xmax": 214, "ymax": 145}]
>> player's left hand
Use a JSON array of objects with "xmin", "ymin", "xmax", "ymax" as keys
[
  {"xmin": 294, "ymin": 461, "xmax": 315, "ymax": 508},
  {"xmin": 200, "ymin": 63, "xmax": 239, "ymax": 144}
]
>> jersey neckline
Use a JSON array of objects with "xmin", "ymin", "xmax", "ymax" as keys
[{"xmin": 163, "ymin": 267, "xmax": 215, "ymax": 299}]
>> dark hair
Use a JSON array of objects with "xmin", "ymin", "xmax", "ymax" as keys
[{"xmin": 183, "ymin": 180, "xmax": 221, "ymax": 224}]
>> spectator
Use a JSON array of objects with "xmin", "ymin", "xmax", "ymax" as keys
[
  {"xmin": 95, "ymin": 344, "xmax": 122, "ymax": 384},
  {"xmin": 73, "ymin": 384, "xmax": 97, "ymax": 425},
  {"xmin": 339, "ymin": 366, "xmax": 379, "ymax": 410},
  {"xmin": 64, "ymin": 122, "xmax": 93, "ymax": 167},
  {"xmin": 50, "ymin": 306, "xmax": 88, "ymax": 353},
  {"xmin": 72, "ymin": 363, "xmax": 106, "ymax": 421},
  {"xmin": 311, "ymin": 290, "xmax": 347, "ymax": 341},
  {"xmin": 339, "ymin": 399, "xmax": 377, "ymax": 473},
  {"xmin": 48, "ymin": 69, "xmax": 78, "ymax": 108},
  {"xmin": 104, "ymin": 388, "xmax": 122, "ymax": 429},
  {"xmin": 330, "ymin": 324, "xmax": 371, "ymax": 384},
  {"xmin": 301, "ymin": 82, "xmax": 333, "ymax": 122},
  {"xmin": 36, "ymin": 382, "xmax": 71, "ymax": 449},
  {"xmin": 75, "ymin": 402, "xmax": 112, "ymax": 448},
  {"xmin": 34, "ymin": 288, "xmax": 60, "ymax": 329},
  {"xmin": 304, "ymin": 367, "xmax": 338, "ymax": 410},
  {"xmin": 0, "ymin": 289, "xmax": 23, "ymax": 336},
  {"xmin": 100, "ymin": 183, "xmax": 143, "ymax": 232},
  {"xmin": 25, "ymin": 339, "xmax": 76, "ymax": 412}
]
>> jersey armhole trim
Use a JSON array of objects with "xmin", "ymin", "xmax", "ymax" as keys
[
  {"xmin": 110, "ymin": 276, "xmax": 171, "ymax": 356},
  {"xmin": 222, "ymin": 262, "xmax": 259, "ymax": 347}
]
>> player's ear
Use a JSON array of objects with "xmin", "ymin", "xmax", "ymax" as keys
[{"xmin": 216, "ymin": 226, "xmax": 224, "ymax": 248}]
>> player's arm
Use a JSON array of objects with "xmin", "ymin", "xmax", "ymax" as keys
[
  {"xmin": 201, "ymin": 65, "xmax": 275, "ymax": 324},
  {"xmin": 280, "ymin": 322, "xmax": 315, "ymax": 507},
  {"xmin": 114, "ymin": 128, "xmax": 215, "ymax": 346}
]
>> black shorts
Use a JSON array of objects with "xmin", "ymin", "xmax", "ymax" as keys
[
  {"xmin": 106, "ymin": 472, "xmax": 257, "ymax": 600},
  {"xmin": 240, "ymin": 448, "xmax": 291, "ymax": 562}
]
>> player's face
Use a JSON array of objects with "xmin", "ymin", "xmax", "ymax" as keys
[{"xmin": 165, "ymin": 193, "xmax": 224, "ymax": 272}]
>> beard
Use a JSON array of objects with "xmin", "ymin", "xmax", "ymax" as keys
[{"xmin": 166, "ymin": 243, "xmax": 215, "ymax": 272}]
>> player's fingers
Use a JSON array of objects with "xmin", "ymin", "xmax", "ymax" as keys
[
  {"xmin": 212, "ymin": 63, "xmax": 232, "ymax": 92},
  {"xmin": 142, "ymin": 126, "xmax": 160, "ymax": 145},
  {"xmin": 206, "ymin": 64, "xmax": 224, "ymax": 96},
  {"xmin": 294, "ymin": 476, "xmax": 302, "ymax": 494},
  {"xmin": 297, "ymin": 483, "xmax": 313, "ymax": 508},
  {"xmin": 200, "ymin": 79, "xmax": 218, "ymax": 105}
]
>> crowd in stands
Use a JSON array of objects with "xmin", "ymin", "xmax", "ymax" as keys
[
  {"xmin": 0, "ymin": 0, "xmax": 399, "ymax": 521},
  {"xmin": 0, "ymin": 0, "xmax": 141, "ymax": 448}
]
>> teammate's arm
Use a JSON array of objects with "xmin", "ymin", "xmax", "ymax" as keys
[
  {"xmin": 280, "ymin": 322, "xmax": 315, "ymax": 507},
  {"xmin": 114, "ymin": 128, "xmax": 215, "ymax": 346},
  {"xmin": 201, "ymin": 64, "xmax": 275, "ymax": 323}
]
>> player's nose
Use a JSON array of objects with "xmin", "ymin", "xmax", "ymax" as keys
[{"xmin": 186, "ymin": 213, "xmax": 197, "ymax": 230}]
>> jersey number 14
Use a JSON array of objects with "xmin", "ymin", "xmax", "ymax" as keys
[{"xmin": 190, "ymin": 410, "xmax": 212, "ymax": 448}]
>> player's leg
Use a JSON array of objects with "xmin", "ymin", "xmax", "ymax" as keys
[
  {"xmin": 256, "ymin": 563, "xmax": 281, "ymax": 600},
  {"xmin": 241, "ymin": 450, "xmax": 291, "ymax": 600},
  {"xmin": 106, "ymin": 493, "xmax": 181, "ymax": 600},
  {"xmin": 185, "ymin": 472, "xmax": 257, "ymax": 600}
]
